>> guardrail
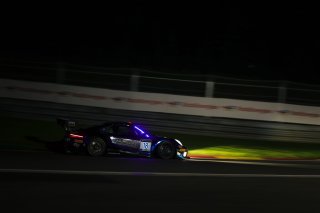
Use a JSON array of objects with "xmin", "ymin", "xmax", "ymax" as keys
[
  {"xmin": 1, "ymin": 58, "xmax": 320, "ymax": 106},
  {"xmin": 2, "ymin": 98, "xmax": 320, "ymax": 143}
]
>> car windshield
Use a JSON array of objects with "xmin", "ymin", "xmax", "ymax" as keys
[{"xmin": 133, "ymin": 125, "xmax": 152, "ymax": 138}]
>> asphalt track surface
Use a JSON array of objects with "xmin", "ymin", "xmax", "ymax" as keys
[{"xmin": 1, "ymin": 150, "xmax": 320, "ymax": 213}]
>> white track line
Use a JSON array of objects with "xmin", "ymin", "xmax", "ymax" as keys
[{"xmin": 0, "ymin": 169, "xmax": 320, "ymax": 178}]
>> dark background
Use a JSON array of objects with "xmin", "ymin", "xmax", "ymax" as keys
[{"xmin": 1, "ymin": 2, "xmax": 319, "ymax": 83}]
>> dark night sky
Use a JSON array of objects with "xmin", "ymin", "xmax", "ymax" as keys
[{"xmin": 1, "ymin": 2, "xmax": 319, "ymax": 83}]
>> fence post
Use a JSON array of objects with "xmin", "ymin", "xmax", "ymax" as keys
[
  {"xmin": 205, "ymin": 81, "xmax": 215, "ymax": 97},
  {"xmin": 130, "ymin": 71, "xmax": 140, "ymax": 91},
  {"xmin": 278, "ymin": 81, "xmax": 287, "ymax": 103},
  {"xmin": 57, "ymin": 62, "xmax": 65, "ymax": 84}
]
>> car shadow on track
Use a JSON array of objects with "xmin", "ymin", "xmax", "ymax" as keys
[{"xmin": 24, "ymin": 136, "xmax": 137, "ymax": 158}]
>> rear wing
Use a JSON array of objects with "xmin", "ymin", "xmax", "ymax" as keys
[{"xmin": 57, "ymin": 118, "xmax": 76, "ymax": 131}]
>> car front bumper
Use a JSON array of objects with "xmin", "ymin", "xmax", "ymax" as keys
[{"xmin": 177, "ymin": 146, "xmax": 188, "ymax": 159}]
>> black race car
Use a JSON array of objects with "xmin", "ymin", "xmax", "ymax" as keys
[{"xmin": 57, "ymin": 118, "xmax": 188, "ymax": 159}]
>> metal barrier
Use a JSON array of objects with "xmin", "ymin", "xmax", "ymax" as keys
[
  {"xmin": 1, "ymin": 98, "xmax": 320, "ymax": 143},
  {"xmin": 1, "ymin": 58, "xmax": 320, "ymax": 106}
]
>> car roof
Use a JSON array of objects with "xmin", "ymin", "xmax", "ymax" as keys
[{"xmin": 102, "ymin": 121, "xmax": 133, "ymax": 126}]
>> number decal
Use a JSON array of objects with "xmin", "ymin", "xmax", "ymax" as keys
[
  {"xmin": 140, "ymin": 142, "xmax": 151, "ymax": 151},
  {"xmin": 144, "ymin": 143, "xmax": 149, "ymax": 149}
]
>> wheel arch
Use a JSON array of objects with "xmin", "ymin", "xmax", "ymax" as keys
[{"xmin": 152, "ymin": 140, "xmax": 166, "ymax": 153}]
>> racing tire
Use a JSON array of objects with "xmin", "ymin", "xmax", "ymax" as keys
[
  {"xmin": 156, "ymin": 141, "xmax": 176, "ymax": 159},
  {"xmin": 87, "ymin": 137, "xmax": 107, "ymax": 157}
]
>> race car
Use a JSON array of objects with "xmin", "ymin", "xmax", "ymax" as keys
[{"xmin": 57, "ymin": 118, "xmax": 188, "ymax": 159}]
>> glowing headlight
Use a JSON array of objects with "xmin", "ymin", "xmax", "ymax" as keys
[
  {"xmin": 175, "ymin": 139, "xmax": 183, "ymax": 146},
  {"xmin": 183, "ymin": 152, "xmax": 187, "ymax": 157}
]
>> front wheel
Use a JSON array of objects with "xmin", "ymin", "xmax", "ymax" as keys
[
  {"xmin": 87, "ymin": 137, "xmax": 106, "ymax": 157},
  {"xmin": 156, "ymin": 142, "xmax": 176, "ymax": 159}
]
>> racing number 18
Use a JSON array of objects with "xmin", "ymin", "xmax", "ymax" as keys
[{"xmin": 140, "ymin": 142, "xmax": 151, "ymax": 151}]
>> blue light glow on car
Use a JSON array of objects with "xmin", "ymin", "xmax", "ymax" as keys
[
  {"xmin": 134, "ymin": 126, "xmax": 144, "ymax": 134},
  {"xmin": 134, "ymin": 126, "xmax": 150, "ymax": 138}
]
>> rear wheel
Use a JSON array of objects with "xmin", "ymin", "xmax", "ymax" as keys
[
  {"xmin": 156, "ymin": 142, "xmax": 176, "ymax": 159},
  {"xmin": 87, "ymin": 137, "xmax": 106, "ymax": 157}
]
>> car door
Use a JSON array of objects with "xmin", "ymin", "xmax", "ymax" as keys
[
  {"xmin": 111, "ymin": 124, "xmax": 141, "ymax": 153},
  {"xmin": 132, "ymin": 126, "xmax": 152, "ymax": 153}
]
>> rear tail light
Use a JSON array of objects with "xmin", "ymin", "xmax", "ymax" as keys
[{"xmin": 69, "ymin": 133, "xmax": 84, "ymax": 139}]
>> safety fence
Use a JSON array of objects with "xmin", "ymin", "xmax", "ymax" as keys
[{"xmin": 1, "ymin": 58, "xmax": 320, "ymax": 106}]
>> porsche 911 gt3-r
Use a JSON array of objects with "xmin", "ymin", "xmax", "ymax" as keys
[{"xmin": 57, "ymin": 118, "xmax": 188, "ymax": 159}]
